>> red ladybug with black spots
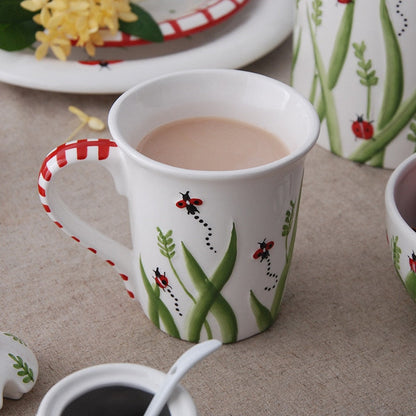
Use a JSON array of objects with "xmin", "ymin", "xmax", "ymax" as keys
[
  {"xmin": 352, "ymin": 116, "xmax": 374, "ymax": 140},
  {"xmin": 176, "ymin": 191, "xmax": 203, "ymax": 215},
  {"xmin": 253, "ymin": 239, "xmax": 275, "ymax": 262},
  {"xmin": 153, "ymin": 267, "xmax": 170, "ymax": 290},
  {"xmin": 409, "ymin": 252, "xmax": 416, "ymax": 273}
]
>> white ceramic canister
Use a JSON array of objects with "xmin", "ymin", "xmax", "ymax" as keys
[{"xmin": 292, "ymin": 0, "xmax": 416, "ymax": 168}]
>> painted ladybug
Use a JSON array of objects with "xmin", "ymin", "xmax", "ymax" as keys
[
  {"xmin": 351, "ymin": 116, "xmax": 374, "ymax": 140},
  {"xmin": 153, "ymin": 267, "xmax": 170, "ymax": 290},
  {"xmin": 253, "ymin": 239, "xmax": 275, "ymax": 262},
  {"xmin": 337, "ymin": 0, "xmax": 353, "ymax": 3},
  {"xmin": 409, "ymin": 252, "xmax": 416, "ymax": 274},
  {"xmin": 78, "ymin": 60, "xmax": 123, "ymax": 68},
  {"xmin": 176, "ymin": 191, "xmax": 203, "ymax": 215}
]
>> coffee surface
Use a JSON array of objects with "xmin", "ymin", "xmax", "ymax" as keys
[
  {"xmin": 61, "ymin": 385, "xmax": 170, "ymax": 416},
  {"xmin": 136, "ymin": 117, "xmax": 289, "ymax": 170}
]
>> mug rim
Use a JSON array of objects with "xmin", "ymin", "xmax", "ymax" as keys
[
  {"xmin": 108, "ymin": 69, "xmax": 320, "ymax": 179},
  {"xmin": 385, "ymin": 152, "xmax": 416, "ymax": 237},
  {"xmin": 36, "ymin": 363, "xmax": 197, "ymax": 416}
]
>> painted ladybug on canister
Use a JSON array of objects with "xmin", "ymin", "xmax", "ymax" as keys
[
  {"xmin": 176, "ymin": 191, "xmax": 203, "ymax": 215},
  {"xmin": 153, "ymin": 268, "xmax": 170, "ymax": 290},
  {"xmin": 253, "ymin": 239, "xmax": 275, "ymax": 262},
  {"xmin": 409, "ymin": 252, "xmax": 416, "ymax": 273},
  {"xmin": 351, "ymin": 116, "xmax": 374, "ymax": 140}
]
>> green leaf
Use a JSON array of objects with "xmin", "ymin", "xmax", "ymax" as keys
[
  {"xmin": 250, "ymin": 290, "xmax": 273, "ymax": 331},
  {"xmin": 307, "ymin": 6, "xmax": 343, "ymax": 156},
  {"xmin": 139, "ymin": 256, "xmax": 180, "ymax": 338},
  {"xmin": 0, "ymin": 0, "xmax": 36, "ymax": 24},
  {"xmin": 356, "ymin": 69, "xmax": 366, "ymax": 78},
  {"xmin": 119, "ymin": 3, "xmax": 163, "ymax": 42},
  {"xmin": 139, "ymin": 257, "xmax": 161, "ymax": 328},
  {"xmin": 290, "ymin": 26, "xmax": 302, "ymax": 86},
  {"xmin": 377, "ymin": 0, "xmax": 404, "ymax": 130},
  {"xmin": 158, "ymin": 298, "xmax": 180, "ymax": 339},
  {"xmin": 157, "ymin": 227, "xmax": 176, "ymax": 260},
  {"xmin": 404, "ymin": 270, "xmax": 416, "ymax": 301},
  {"xmin": 184, "ymin": 224, "xmax": 238, "ymax": 343},
  {"xmin": 0, "ymin": 21, "xmax": 40, "ymax": 51},
  {"xmin": 271, "ymin": 190, "xmax": 302, "ymax": 320},
  {"xmin": 8, "ymin": 354, "xmax": 34, "ymax": 382},
  {"xmin": 327, "ymin": 2, "xmax": 355, "ymax": 89}
]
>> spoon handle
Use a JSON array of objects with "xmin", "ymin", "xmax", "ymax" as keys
[{"xmin": 143, "ymin": 340, "xmax": 221, "ymax": 416}]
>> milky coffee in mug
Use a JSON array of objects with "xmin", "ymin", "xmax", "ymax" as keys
[{"xmin": 136, "ymin": 116, "xmax": 290, "ymax": 171}]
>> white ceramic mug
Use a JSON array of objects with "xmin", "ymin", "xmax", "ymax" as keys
[
  {"xmin": 36, "ymin": 363, "xmax": 197, "ymax": 416},
  {"xmin": 292, "ymin": 0, "xmax": 416, "ymax": 169},
  {"xmin": 385, "ymin": 153, "xmax": 416, "ymax": 302},
  {"xmin": 38, "ymin": 69, "xmax": 319, "ymax": 343}
]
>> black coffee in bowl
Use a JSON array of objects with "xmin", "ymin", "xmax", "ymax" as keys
[{"xmin": 61, "ymin": 385, "xmax": 171, "ymax": 416}]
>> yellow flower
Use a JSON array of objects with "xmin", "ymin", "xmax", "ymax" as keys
[
  {"xmin": 35, "ymin": 30, "xmax": 71, "ymax": 60},
  {"xmin": 21, "ymin": 0, "xmax": 138, "ymax": 60},
  {"xmin": 67, "ymin": 106, "xmax": 105, "ymax": 141},
  {"xmin": 20, "ymin": 0, "xmax": 48, "ymax": 12}
]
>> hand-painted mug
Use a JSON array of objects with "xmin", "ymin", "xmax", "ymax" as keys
[{"xmin": 38, "ymin": 69, "xmax": 319, "ymax": 343}]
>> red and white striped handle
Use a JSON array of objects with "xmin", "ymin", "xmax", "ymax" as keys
[{"xmin": 38, "ymin": 139, "xmax": 136, "ymax": 299}]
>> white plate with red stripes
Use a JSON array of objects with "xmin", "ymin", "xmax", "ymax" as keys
[
  {"xmin": 102, "ymin": 0, "xmax": 250, "ymax": 46},
  {"xmin": 0, "ymin": 0, "xmax": 294, "ymax": 94}
]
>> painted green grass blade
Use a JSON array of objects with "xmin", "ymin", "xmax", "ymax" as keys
[
  {"xmin": 209, "ymin": 297, "xmax": 238, "ymax": 342},
  {"xmin": 140, "ymin": 257, "xmax": 160, "ymax": 328},
  {"xmin": 349, "ymin": 90, "xmax": 416, "ymax": 163},
  {"xmin": 271, "ymin": 189, "xmax": 302, "ymax": 320},
  {"xmin": 404, "ymin": 271, "xmax": 416, "ymax": 301},
  {"xmin": 183, "ymin": 225, "xmax": 238, "ymax": 343},
  {"xmin": 139, "ymin": 257, "xmax": 180, "ymax": 337},
  {"xmin": 250, "ymin": 290, "xmax": 273, "ymax": 331},
  {"xmin": 290, "ymin": 26, "xmax": 302, "ymax": 86},
  {"xmin": 327, "ymin": 2, "xmax": 354, "ymax": 89},
  {"xmin": 367, "ymin": 151, "xmax": 385, "ymax": 168},
  {"xmin": 181, "ymin": 253, "xmax": 218, "ymax": 342},
  {"xmin": 307, "ymin": 8, "xmax": 342, "ymax": 156},
  {"xmin": 158, "ymin": 300, "xmax": 180, "ymax": 339},
  {"xmin": 182, "ymin": 244, "xmax": 237, "ymax": 343},
  {"xmin": 157, "ymin": 227, "xmax": 212, "ymax": 338},
  {"xmin": 310, "ymin": 3, "xmax": 354, "ymax": 122},
  {"xmin": 377, "ymin": 0, "xmax": 403, "ymax": 130},
  {"xmin": 210, "ymin": 223, "xmax": 237, "ymax": 291}
]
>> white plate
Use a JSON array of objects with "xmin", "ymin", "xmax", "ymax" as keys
[
  {"xmin": 103, "ymin": 0, "xmax": 250, "ymax": 46},
  {"xmin": 0, "ymin": 0, "xmax": 294, "ymax": 94}
]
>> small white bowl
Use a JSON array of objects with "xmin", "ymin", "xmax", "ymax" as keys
[
  {"xmin": 36, "ymin": 363, "xmax": 197, "ymax": 416},
  {"xmin": 385, "ymin": 153, "xmax": 416, "ymax": 302}
]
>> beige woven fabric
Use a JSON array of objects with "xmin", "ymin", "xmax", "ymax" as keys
[{"xmin": 1, "ymin": 39, "xmax": 415, "ymax": 416}]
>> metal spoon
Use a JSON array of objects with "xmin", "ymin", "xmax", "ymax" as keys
[{"xmin": 143, "ymin": 339, "xmax": 222, "ymax": 416}]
